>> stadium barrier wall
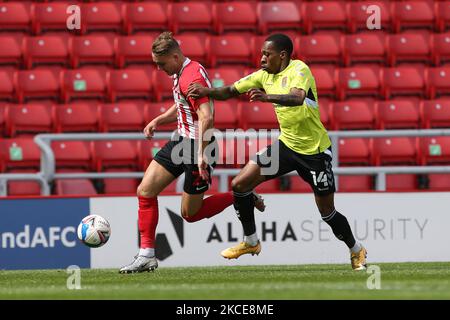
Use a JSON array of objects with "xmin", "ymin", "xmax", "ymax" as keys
[{"xmin": 1, "ymin": 193, "xmax": 449, "ymax": 270}]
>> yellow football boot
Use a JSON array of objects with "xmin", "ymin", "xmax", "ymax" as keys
[{"xmin": 221, "ymin": 241, "xmax": 261, "ymax": 259}]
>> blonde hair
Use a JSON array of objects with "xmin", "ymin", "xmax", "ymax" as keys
[{"xmin": 152, "ymin": 32, "xmax": 180, "ymax": 56}]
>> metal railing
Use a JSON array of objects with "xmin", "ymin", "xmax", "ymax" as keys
[{"xmin": 0, "ymin": 129, "xmax": 449, "ymax": 196}]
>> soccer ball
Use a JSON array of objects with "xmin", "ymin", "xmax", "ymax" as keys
[{"xmin": 77, "ymin": 215, "xmax": 111, "ymax": 248}]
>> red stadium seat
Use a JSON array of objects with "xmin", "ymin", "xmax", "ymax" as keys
[
  {"xmin": 102, "ymin": 168, "xmax": 138, "ymax": 195},
  {"xmin": 124, "ymin": 1, "xmax": 168, "ymax": 34},
  {"xmin": 0, "ymin": 103, "xmax": 8, "ymax": 137},
  {"xmin": 175, "ymin": 33, "xmax": 207, "ymax": 66},
  {"xmin": 331, "ymin": 99, "xmax": 375, "ymax": 130},
  {"xmin": 381, "ymin": 66, "xmax": 425, "ymax": 99},
  {"xmin": 56, "ymin": 101, "xmax": 99, "ymax": 133},
  {"xmin": 0, "ymin": 137, "xmax": 40, "ymax": 171},
  {"xmin": 81, "ymin": 2, "xmax": 123, "ymax": 34},
  {"xmin": 207, "ymin": 35, "xmax": 252, "ymax": 67},
  {"xmin": 209, "ymin": 67, "xmax": 245, "ymax": 89},
  {"xmin": 15, "ymin": 69, "xmax": 61, "ymax": 103},
  {"xmin": 436, "ymin": 1, "xmax": 450, "ymax": 32},
  {"xmin": 372, "ymin": 137, "xmax": 419, "ymax": 166},
  {"xmin": 421, "ymin": 98, "xmax": 450, "ymax": 128},
  {"xmin": 238, "ymin": 102, "xmax": 278, "ymax": 130},
  {"xmin": 70, "ymin": 35, "xmax": 115, "ymax": 68},
  {"xmin": 432, "ymin": 32, "xmax": 450, "ymax": 66},
  {"xmin": 343, "ymin": 32, "xmax": 387, "ymax": 66},
  {"xmin": 214, "ymin": 100, "xmax": 238, "ymax": 130},
  {"xmin": 347, "ymin": 1, "xmax": 392, "ymax": 33},
  {"xmin": 62, "ymin": 68, "xmax": 107, "ymax": 102},
  {"xmin": 7, "ymin": 169, "xmax": 41, "ymax": 196},
  {"xmin": 33, "ymin": 2, "xmax": 78, "ymax": 34},
  {"xmin": 0, "ymin": 2, "xmax": 31, "ymax": 32},
  {"xmin": 215, "ymin": 138, "xmax": 236, "ymax": 168},
  {"xmin": 107, "ymin": 68, "xmax": 152, "ymax": 102},
  {"xmin": 428, "ymin": 174, "xmax": 450, "ymax": 191},
  {"xmin": 152, "ymin": 71, "xmax": 174, "ymax": 102},
  {"xmin": 93, "ymin": 140, "xmax": 139, "ymax": 171},
  {"xmin": 387, "ymin": 32, "xmax": 431, "ymax": 66},
  {"xmin": 250, "ymin": 35, "xmax": 266, "ymax": 67},
  {"xmin": 0, "ymin": 33, "xmax": 24, "ymax": 66},
  {"xmin": 236, "ymin": 138, "xmax": 272, "ymax": 167},
  {"xmin": 376, "ymin": 99, "xmax": 421, "ymax": 129},
  {"xmin": 427, "ymin": 67, "xmax": 450, "ymax": 99},
  {"xmin": 139, "ymin": 139, "xmax": 169, "ymax": 170},
  {"xmin": 115, "ymin": 35, "xmax": 154, "ymax": 68},
  {"xmin": 302, "ymin": 1, "xmax": 347, "ymax": 34},
  {"xmin": 393, "ymin": 1, "xmax": 435, "ymax": 33},
  {"xmin": 295, "ymin": 34, "xmax": 341, "ymax": 65},
  {"xmin": 338, "ymin": 175, "xmax": 374, "ymax": 192},
  {"xmin": 160, "ymin": 178, "xmax": 179, "ymax": 195},
  {"xmin": 286, "ymin": 176, "xmax": 311, "ymax": 193},
  {"xmin": 52, "ymin": 140, "xmax": 93, "ymax": 170},
  {"xmin": 100, "ymin": 101, "xmax": 146, "ymax": 132},
  {"xmin": 0, "ymin": 69, "xmax": 15, "ymax": 102},
  {"xmin": 338, "ymin": 138, "xmax": 371, "ymax": 166},
  {"xmin": 257, "ymin": 2, "xmax": 301, "ymax": 34},
  {"xmin": 145, "ymin": 102, "xmax": 177, "ymax": 132},
  {"xmin": 310, "ymin": 65, "xmax": 336, "ymax": 99},
  {"xmin": 24, "ymin": 35, "xmax": 69, "ymax": 68},
  {"xmin": 168, "ymin": 2, "xmax": 212, "ymax": 34},
  {"xmin": 213, "ymin": 2, "xmax": 257, "ymax": 34},
  {"xmin": 337, "ymin": 66, "xmax": 381, "ymax": 100},
  {"xmin": 420, "ymin": 136, "xmax": 450, "ymax": 165},
  {"xmin": 55, "ymin": 179, "xmax": 98, "ymax": 195},
  {"xmin": 386, "ymin": 174, "xmax": 418, "ymax": 191},
  {"xmin": 319, "ymin": 98, "xmax": 332, "ymax": 130},
  {"xmin": 254, "ymin": 178, "xmax": 279, "ymax": 193},
  {"xmin": 7, "ymin": 102, "xmax": 55, "ymax": 136}
]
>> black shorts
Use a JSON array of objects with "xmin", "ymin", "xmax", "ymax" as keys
[
  {"xmin": 254, "ymin": 140, "xmax": 335, "ymax": 196},
  {"xmin": 153, "ymin": 135, "xmax": 218, "ymax": 194}
]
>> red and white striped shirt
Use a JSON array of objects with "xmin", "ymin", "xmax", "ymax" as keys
[{"xmin": 172, "ymin": 58, "xmax": 213, "ymax": 139}]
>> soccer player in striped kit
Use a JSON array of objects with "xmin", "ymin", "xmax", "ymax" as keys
[{"xmin": 119, "ymin": 32, "xmax": 265, "ymax": 273}]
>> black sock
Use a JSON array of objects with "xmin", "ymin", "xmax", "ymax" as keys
[
  {"xmin": 233, "ymin": 191, "xmax": 256, "ymax": 236},
  {"xmin": 322, "ymin": 209, "xmax": 356, "ymax": 248}
]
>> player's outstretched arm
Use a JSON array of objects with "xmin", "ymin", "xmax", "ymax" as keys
[
  {"xmin": 187, "ymin": 83, "xmax": 240, "ymax": 101},
  {"xmin": 143, "ymin": 103, "xmax": 177, "ymax": 139},
  {"xmin": 249, "ymin": 88, "xmax": 306, "ymax": 106}
]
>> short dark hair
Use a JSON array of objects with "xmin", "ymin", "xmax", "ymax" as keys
[{"xmin": 265, "ymin": 33, "xmax": 293, "ymax": 57}]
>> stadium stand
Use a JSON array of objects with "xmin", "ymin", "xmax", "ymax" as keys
[
  {"xmin": 376, "ymin": 98, "xmax": 421, "ymax": 129},
  {"xmin": 7, "ymin": 169, "xmax": 42, "ymax": 196},
  {"xmin": 124, "ymin": 1, "xmax": 168, "ymax": 34},
  {"xmin": 100, "ymin": 100, "xmax": 146, "ymax": 132},
  {"xmin": 56, "ymin": 101, "xmax": 100, "ymax": 133},
  {"xmin": 338, "ymin": 138, "xmax": 371, "ymax": 166},
  {"xmin": 213, "ymin": 1, "xmax": 257, "ymax": 34},
  {"xmin": 421, "ymin": 98, "xmax": 450, "ymax": 129},
  {"xmin": 331, "ymin": 99, "xmax": 376, "ymax": 130},
  {"xmin": 0, "ymin": 0, "xmax": 449, "ymax": 196}
]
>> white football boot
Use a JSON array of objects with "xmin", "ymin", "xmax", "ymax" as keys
[{"xmin": 119, "ymin": 255, "xmax": 158, "ymax": 274}]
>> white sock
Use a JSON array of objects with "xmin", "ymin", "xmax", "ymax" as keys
[
  {"xmin": 244, "ymin": 233, "xmax": 259, "ymax": 246},
  {"xmin": 350, "ymin": 242, "xmax": 362, "ymax": 254},
  {"xmin": 139, "ymin": 248, "xmax": 155, "ymax": 257}
]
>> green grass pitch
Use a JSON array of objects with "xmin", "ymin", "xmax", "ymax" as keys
[{"xmin": 1, "ymin": 262, "xmax": 450, "ymax": 300}]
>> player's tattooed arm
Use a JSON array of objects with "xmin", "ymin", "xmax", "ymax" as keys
[
  {"xmin": 187, "ymin": 83, "xmax": 240, "ymax": 100},
  {"xmin": 249, "ymin": 88, "xmax": 306, "ymax": 106}
]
